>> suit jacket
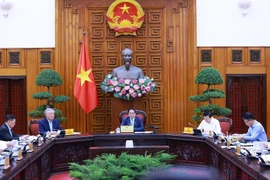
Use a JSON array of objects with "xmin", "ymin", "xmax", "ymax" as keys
[
  {"xmin": 39, "ymin": 118, "xmax": 62, "ymax": 135},
  {"xmin": 121, "ymin": 116, "xmax": 144, "ymax": 132},
  {"xmin": 0, "ymin": 123, "xmax": 20, "ymax": 141}
]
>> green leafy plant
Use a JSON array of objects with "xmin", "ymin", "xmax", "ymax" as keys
[
  {"xmin": 28, "ymin": 69, "xmax": 70, "ymax": 121},
  {"xmin": 189, "ymin": 67, "xmax": 232, "ymax": 122},
  {"xmin": 69, "ymin": 151, "xmax": 176, "ymax": 180}
]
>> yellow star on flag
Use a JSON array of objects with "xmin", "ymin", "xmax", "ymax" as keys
[
  {"xmin": 120, "ymin": 3, "xmax": 130, "ymax": 14},
  {"xmin": 76, "ymin": 66, "xmax": 92, "ymax": 86}
]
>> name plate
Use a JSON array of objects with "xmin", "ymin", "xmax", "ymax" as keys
[
  {"xmin": 28, "ymin": 143, "xmax": 34, "ymax": 153},
  {"xmin": 121, "ymin": 126, "xmax": 134, "ymax": 133},
  {"xmin": 183, "ymin": 127, "xmax": 193, "ymax": 134},
  {"xmin": 65, "ymin": 129, "xmax": 74, "ymax": 135},
  {"xmin": 17, "ymin": 149, "xmax": 23, "ymax": 161},
  {"xmin": 4, "ymin": 157, "xmax": 10, "ymax": 169}
]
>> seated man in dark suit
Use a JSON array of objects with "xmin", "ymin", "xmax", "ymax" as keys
[
  {"xmin": 121, "ymin": 108, "xmax": 144, "ymax": 132},
  {"xmin": 0, "ymin": 114, "xmax": 28, "ymax": 141},
  {"xmin": 39, "ymin": 108, "xmax": 62, "ymax": 136}
]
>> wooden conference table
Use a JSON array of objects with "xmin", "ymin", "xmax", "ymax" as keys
[{"xmin": 0, "ymin": 133, "xmax": 270, "ymax": 180}]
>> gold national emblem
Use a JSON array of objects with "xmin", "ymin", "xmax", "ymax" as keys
[{"xmin": 106, "ymin": 0, "xmax": 145, "ymax": 36}]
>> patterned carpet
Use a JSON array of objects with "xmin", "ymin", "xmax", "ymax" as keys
[{"xmin": 49, "ymin": 172, "xmax": 72, "ymax": 180}]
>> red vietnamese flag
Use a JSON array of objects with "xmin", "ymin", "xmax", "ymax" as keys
[{"xmin": 74, "ymin": 37, "xmax": 98, "ymax": 113}]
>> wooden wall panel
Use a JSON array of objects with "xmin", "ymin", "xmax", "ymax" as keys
[
  {"xmin": 0, "ymin": 0, "xmax": 197, "ymax": 134},
  {"xmin": 196, "ymin": 47, "xmax": 270, "ymax": 138},
  {"xmin": 85, "ymin": 6, "xmax": 164, "ymax": 132},
  {"xmin": 54, "ymin": 0, "xmax": 190, "ymax": 133}
]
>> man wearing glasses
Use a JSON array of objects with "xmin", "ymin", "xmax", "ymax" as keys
[{"xmin": 233, "ymin": 112, "xmax": 267, "ymax": 142}]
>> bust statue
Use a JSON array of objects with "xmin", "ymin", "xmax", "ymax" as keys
[{"xmin": 112, "ymin": 48, "xmax": 144, "ymax": 79}]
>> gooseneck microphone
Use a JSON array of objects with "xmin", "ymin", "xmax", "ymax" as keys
[
  {"xmin": 188, "ymin": 123, "xmax": 197, "ymax": 129},
  {"xmin": 148, "ymin": 125, "xmax": 159, "ymax": 129}
]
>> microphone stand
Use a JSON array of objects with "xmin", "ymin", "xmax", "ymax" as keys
[
  {"xmin": 188, "ymin": 123, "xmax": 198, "ymax": 129},
  {"xmin": 148, "ymin": 125, "xmax": 159, "ymax": 134}
]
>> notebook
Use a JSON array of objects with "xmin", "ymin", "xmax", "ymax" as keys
[{"xmin": 121, "ymin": 125, "xmax": 134, "ymax": 133}]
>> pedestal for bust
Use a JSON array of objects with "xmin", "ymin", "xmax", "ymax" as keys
[{"xmin": 111, "ymin": 97, "xmax": 143, "ymax": 130}]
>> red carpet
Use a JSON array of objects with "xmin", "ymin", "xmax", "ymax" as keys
[{"xmin": 49, "ymin": 171, "xmax": 72, "ymax": 180}]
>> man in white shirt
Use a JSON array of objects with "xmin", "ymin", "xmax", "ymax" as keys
[{"xmin": 197, "ymin": 110, "xmax": 222, "ymax": 134}]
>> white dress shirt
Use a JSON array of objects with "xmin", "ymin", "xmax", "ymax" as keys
[
  {"xmin": 47, "ymin": 119, "xmax": 53, "ymax": 131},
  {"xmin": 130, "ymin": 118, "xmax": 134, "ymax": 126},
  {"xmin": 197, "ymin": 117, "xmax": 221, "ymax": 134}
]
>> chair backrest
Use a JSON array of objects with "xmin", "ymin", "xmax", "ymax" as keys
[
  {"xmin": 217, "ymin": 117, "xmax": 232, "ymax": 134},
  {"xmin": 119, "ymin": 109, "xmax": 147, "ymax": 126},
  {"xmin": 29, "ymin": 120, "xmax": 40, "ymax": 135}
]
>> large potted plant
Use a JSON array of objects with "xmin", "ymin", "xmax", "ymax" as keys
[
  {"xmin": 28, "ymin": 69, "xmax": 70, "ymax": 121},
  {"xmin": 189, "ymin": 67, "xmax": 232, "ymax": 122},
  {"xmin": 69, "ymin": 151, "xmax": 176, "ymax": 180}
]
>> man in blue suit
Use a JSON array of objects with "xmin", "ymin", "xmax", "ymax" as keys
[
  {"xmin": 39, "ymin": 108, "xmax": 62, "ymax": 135},
  {"xmin": 121, "ymin": 108, "xmax": 144, "ymax": 132}
]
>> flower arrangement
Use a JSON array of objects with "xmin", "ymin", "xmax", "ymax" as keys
[{"xmin": 100, "ymin": 74, "xmax": 157, "ymax": 100}]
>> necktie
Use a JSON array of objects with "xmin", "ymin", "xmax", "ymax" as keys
[
  {"xmin": 9, "ymin": 129, "xmax": 13, "ymax": 137},
  {"xmin": 131, "ymin": 119, "xmax": 134, "ymax": 126}
]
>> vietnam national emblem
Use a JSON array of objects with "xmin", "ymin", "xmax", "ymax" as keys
[{"xmin": 106, "ymin": 0, "xmax": 145, "ymax": 36}]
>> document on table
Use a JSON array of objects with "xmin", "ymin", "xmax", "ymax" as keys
[{"xmin": 134, "ymin": 131, "xmax": 153, "ymax": 134}]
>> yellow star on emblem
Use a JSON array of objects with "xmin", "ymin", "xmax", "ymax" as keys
[
  {"xmin": 76, "ymin": 66, "xmax": 92, "ymax": 86},
  {"xmin": 120, "ymin": 3, "xmax": 130, "ymax": 14}
]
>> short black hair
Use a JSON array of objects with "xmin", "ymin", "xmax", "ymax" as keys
[
  {"xmin": 203, "ymin": 110, "xmax": 212, "ymax": 118},
  {"xmin": 128, "ymin": 108, "xmax": 136, "ymax": 114},
  {"xmin": 5, "ymin": 114, "xmax": 15, "ymax": 122},
  {"xmin": 242, "ymin": 112, "xmax": 254, "ymax": 120}
]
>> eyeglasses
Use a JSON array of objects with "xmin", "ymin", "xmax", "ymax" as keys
[{"xmin": 244, "ymin": 120, "xmax": 251, "ymax": 124}]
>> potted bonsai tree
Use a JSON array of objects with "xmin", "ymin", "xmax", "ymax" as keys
[
  {"xmin": 69, "ymin": 151, "xmax": 176, "ymax": 180},
  {"xmin": 189, "ymin": 67, "xmax": 232, "ymax": 122},
  {"xmin": 28, "ymin": 69, "xmax": 70, "ymax": 121}
]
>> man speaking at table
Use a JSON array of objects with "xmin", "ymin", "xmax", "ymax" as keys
[
  {"xmin": 39, "ymin": 108, "xmax": 62, "ymax": 136},
  {"xmin": 121, "ymin": 108, "xmax": 144, "ymax": 132}
]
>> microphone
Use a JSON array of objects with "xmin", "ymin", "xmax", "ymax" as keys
[
  {"xmin": 148, "ymin": 125, "xmax": 159, "ymax": 129},
  {"xmin": 23, "ymin": 144, "xmax": 29, "ymax": 153},
  {"xmin": 188, "ymin": 123, "xmax": 197, "ymax": 129}
]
